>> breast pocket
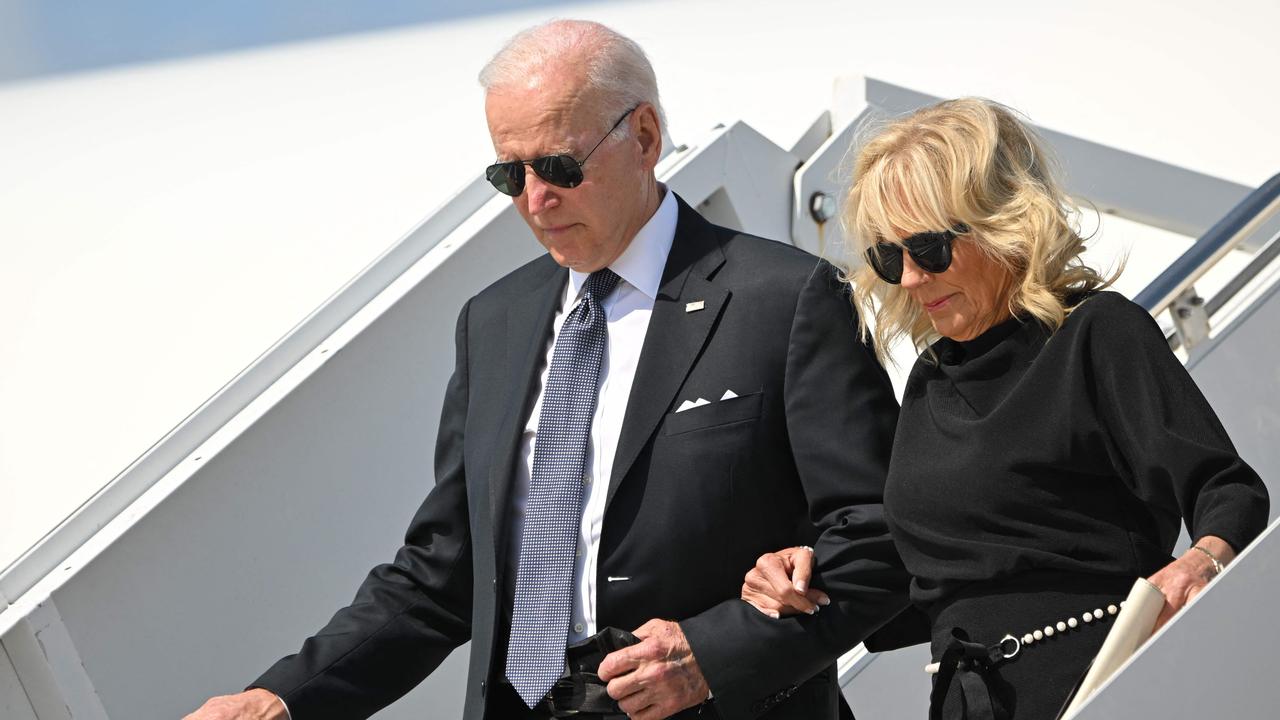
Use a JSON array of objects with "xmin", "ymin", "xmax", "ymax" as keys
[{"xmin": 661, "ymin": 391, "xmax": 764, "ymax": 436}]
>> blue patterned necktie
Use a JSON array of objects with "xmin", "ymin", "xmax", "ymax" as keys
[{"xmin": 506, "ymin": 268, "xmax": 622, "ymax": 708}]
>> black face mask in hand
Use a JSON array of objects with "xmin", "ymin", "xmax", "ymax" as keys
[{"xmin": 546, "ymin": 627, "xmax": 639, "ymax": 719}]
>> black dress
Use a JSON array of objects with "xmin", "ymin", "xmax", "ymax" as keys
[{"xmin": 882, "ymin": 291, "xmax": 1269, "ymax": 719}]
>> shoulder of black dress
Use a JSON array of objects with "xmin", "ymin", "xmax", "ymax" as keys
[
  {"xmin": 1064, "ymin": 290, "xmax": 1151, "ymax": 327},
  {"xmin": 1057, "ymin": 290, "xmax": 1167, "ymax": 358}
]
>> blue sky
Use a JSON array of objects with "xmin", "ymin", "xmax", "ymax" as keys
[{"xmin": 0, "ymin": 0, "xmax": 577, "ymax": 84}]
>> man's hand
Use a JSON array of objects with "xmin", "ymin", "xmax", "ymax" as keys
[
  {"xmin": 183, "ymin": 688, "xmax": 288, "ymax": 720},
  {"xmin": 1147, "ymin": 535, "xmax": 1235, "ymax": 631},
  {"xmin": 741, "ymin": 546, "xmax": 830, "ymax": 618},
  {"xmin": 598, "ymin": 619, "xmax": 709, "ymax": 720}
]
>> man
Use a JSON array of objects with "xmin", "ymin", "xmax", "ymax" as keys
[{"xmin": 186, "ymin": 19, "xmax": 907, "ymax": 720}]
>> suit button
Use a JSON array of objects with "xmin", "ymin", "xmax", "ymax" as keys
[{"xmin": 480, "ymin": 681, "xmax": 486, "ymax": 697}]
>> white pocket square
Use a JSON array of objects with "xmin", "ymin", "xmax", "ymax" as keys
[
  {"xmin": 676, "ymin": 390, "xmax": 740, "ymax": 412},
  {"xmin": 676, "ymin": 398, "xmax": 711, "ymax": 413}
]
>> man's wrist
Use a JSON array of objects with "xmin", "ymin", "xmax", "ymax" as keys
[{"xmin": 243, "ymin": 688, "xmax": 290, "ymax": 720}]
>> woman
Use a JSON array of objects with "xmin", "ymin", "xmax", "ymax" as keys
[{"xmin": 742, "ymin": 98, "xmax": 1270, "ymax": 719}]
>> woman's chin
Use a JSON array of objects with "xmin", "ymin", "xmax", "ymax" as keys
[{"xmin": 929, "ymin": 316, "xmax": 967, "ymax": 341}]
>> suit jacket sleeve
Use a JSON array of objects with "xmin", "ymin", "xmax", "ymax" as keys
[
  {"xmin": 679, "ymin": 262, "xmax": 911, "ymax": 719},
  {"xmin": 249, "ymin": 299, "xmax": 476, "ymax": 720}
]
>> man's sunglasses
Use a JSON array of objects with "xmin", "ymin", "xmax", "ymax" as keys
[
  {"xmin": 864, "ymin": 224, "xmax": 970, "ymax": 285},
  {"xmin": 485, "ymin": 106, "xmax": 638, "ymax": 197}
]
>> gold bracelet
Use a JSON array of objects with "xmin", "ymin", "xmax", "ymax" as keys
[{"xmin": 1191, "ymin": 545, "xmax": 1225, "ymax": 575}]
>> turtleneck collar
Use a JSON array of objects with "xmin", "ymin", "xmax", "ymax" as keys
[{"xmin": 936, "ymin": 314, "xmax": 1029, "ymax": 366}]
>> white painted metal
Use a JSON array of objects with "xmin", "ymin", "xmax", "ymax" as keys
[
  {"xmin": 793, "ymin": 77, "xmax": 1264, "ymax": 262},
  {"xmin": 791, "ymin": 105, "xmax": 865, "ymax": 257},
  {"xmin": 858, "ymin": 79, "xmax": 1263, "ymax": 246},
  {"xmin": 1187, "ymin": 257, "xmax": 1280, "ymax": 501},
  {"xmin": 0, "ymin": 175, "xmax": 496, "ymax": 606},
  {"xmin": 1141, "ymin": 194, "xmax": 1280, "ymax": 320},
  {"xmin": 1171, "ymin": 285, "xmax": 1212, "ymax": 349},
  {"xmin": 12, "ymin": 601, "xmax": 108, "ymax": 720},
  {"xmin": 2, "ymin": 617, "xmax": 73, "ymax": 720},
  {"xmin": 1069, "ymin": 517, "xmax": 1280, "ymax": 719},
  {"xmin": 834, "ymin": 635, "xmax": 935, "ymax": 719},
  {"xmin": 0, "ymin": 640, "xmax": 40, "ymax": 720}
]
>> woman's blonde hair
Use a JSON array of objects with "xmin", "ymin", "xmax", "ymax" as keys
[{"xmin": 843, "ymin": 97, "xmax": 1113, "ymax": 364}]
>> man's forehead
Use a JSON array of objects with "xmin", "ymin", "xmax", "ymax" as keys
[{"xmin": 486, "ymin": 85, "xmax": 602, "ymax": 158}]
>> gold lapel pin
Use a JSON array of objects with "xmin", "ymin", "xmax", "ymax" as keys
[{"xmin": 685, "ymin": 300, "xmax": 705, "ymax": 313}]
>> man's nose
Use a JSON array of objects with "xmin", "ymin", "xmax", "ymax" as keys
[
  {"xmin": 900, "ymin": 253, "xmax": 931, "ymax": 289},
  {"xmin": 524, "ymin": 172, "xmax": 560, "ymax": 215}
]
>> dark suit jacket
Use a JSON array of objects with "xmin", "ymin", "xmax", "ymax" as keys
[{"xmin": 252, "ymin": 195, "xmax": 909, "ymax": 719}]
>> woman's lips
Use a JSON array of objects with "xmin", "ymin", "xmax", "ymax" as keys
[{"xmin": 923, "ymin": 293, "xmax": 956, "ymax": 312}]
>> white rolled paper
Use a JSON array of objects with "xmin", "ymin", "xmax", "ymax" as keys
[{"xmin": 1060, "ymin": 578, "xmax": 1165, "ymax": 718}]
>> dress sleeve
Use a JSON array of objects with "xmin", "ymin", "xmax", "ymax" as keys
[{"xmin": 1085, "ymin": 294, "xmax": 1269, "ymax": 553}]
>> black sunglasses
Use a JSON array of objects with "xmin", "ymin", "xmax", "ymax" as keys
[
  {"xmin": 485, "ymin": 106, "xmax": 638, "ymax": 197},
  {"xmin": 864, "ymin": 224, "xmax": 970, "ymax": 285}
]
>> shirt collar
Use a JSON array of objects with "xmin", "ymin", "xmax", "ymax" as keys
[{"xmin": 567, "ymin": 185, "xmax": 677, "ymax": 301}]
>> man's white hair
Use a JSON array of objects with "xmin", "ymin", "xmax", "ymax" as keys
[{"xmin": 478, "ymin": 19, "xmax": 667, "ymax": 139}]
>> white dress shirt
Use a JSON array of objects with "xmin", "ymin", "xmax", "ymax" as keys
[{"xmin": 509, "ymin": 187, "xmax": 677, "ymax": 644}]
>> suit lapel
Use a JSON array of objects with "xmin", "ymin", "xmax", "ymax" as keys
[
  {"xmin": 487, "ymin": 257, "xmax": 566, "ymax": 563},
  {"xmin": 606, "ymin": 198, "xmax": 728, "ymax": 512}
]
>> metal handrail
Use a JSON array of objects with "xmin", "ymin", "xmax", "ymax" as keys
[
  {"xmin": 1206, "ymin": 227, "xmax": 1280, "ymax": 317},
  {"xmin": 1134, "ymin": 172, "xmax": 1280, "ymax": 314},
  {"xmin": 1160, "ymin": 227, "xmax": 1280, "ymax": 352}
]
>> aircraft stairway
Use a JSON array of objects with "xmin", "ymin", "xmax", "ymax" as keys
[{"xmin": 1, "ymin": 78, "xmax": 1276, "ymax": 719}]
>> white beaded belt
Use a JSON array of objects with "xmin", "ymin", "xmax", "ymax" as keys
[{"xmin": 925, "ymin": 601, "xmax": 1125, "ymax": 674}]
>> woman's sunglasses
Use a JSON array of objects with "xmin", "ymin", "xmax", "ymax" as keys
[
  {"xmin": 485, "ymin": 106, "xmax": 637, "ymax": 197},
  {"xmin": 864, "ymin": 224, "xmax": 970, "ymax": 284}
]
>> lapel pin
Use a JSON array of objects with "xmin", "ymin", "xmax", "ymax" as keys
[{"xmin": 685, "ymin": 300, "xmax": 705, "ymax": 313}]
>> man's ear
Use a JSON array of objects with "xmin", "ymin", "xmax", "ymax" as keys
[{"xmin": 633, "ymin": 102, "xmax": 663, "ymax": 171}]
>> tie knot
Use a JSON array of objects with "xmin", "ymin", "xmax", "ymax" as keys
[{"xmin": 583, "ymin": 268, "xmax": 621, "ymax": 303}]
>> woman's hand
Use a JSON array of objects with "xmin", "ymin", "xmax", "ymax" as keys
[
  {"xmin": 1146, "ymin": 535, "xmax": 1235, "ymax": 631},
  {"xmin": 741, "ymin": 546, "xmax": 831, "ymax": 618}
]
